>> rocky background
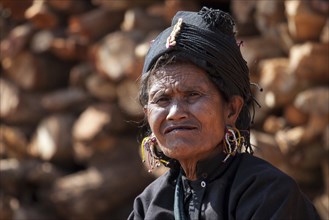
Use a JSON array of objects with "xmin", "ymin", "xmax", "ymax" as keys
[{"xmin": 0, "ymin": 0, "xmax": 328, "ymax": 219}]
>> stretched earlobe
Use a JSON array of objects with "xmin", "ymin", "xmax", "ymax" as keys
[
  {"xmin": 226, "ymin": 96, "xmax": 244, "ymax": 125},
  {"xmin": 141, "ymin": 133, "xmax": 169, "ymax": 172}
]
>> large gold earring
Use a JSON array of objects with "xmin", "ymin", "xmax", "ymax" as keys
[
  {"xmin": 141, "ymin": 134, "xmax": 169, "ymax": 172},
  {"xmin": 223, "ymin": 125, "xmax": 242, "ymax": 162}
]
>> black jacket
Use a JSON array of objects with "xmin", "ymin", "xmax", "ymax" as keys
[{"xmin": 128, "ymin": 153, "xmax": 320, "ymax": 220}]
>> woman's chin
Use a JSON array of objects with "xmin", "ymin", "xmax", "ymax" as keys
[{"xmin": 160, "ymin": 144, "xmax": 199, "ymax": 160}]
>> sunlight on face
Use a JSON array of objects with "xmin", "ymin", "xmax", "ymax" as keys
[{"xmin": 146, "ymin": 62, "xmax": 230, "ymax": 161}]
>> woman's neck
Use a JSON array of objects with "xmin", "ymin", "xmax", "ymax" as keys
[
  {"xmin": 179, "ymin": 160, "xmax": 198, "ymax": 180},
  {"xmin": 178, "ymin": 146, "xmax": 222, "ymax": 181}
]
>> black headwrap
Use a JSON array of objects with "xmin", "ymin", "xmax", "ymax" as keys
[{"xmin": 142, "ymin": 7, "xmax": 260, "ymax": 154}]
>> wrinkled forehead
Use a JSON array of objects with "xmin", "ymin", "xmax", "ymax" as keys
[
  {"xmin": 147, "ymin": 62, "xmax": 213, "ymax": 91},
  {"xmin": 150, "ymin": 61, "xmax": 205, "ymax": 78}
]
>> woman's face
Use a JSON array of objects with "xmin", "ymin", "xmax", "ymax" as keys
[{"xmin": 145, "ymin": 62, "xmax": 231, "ymax": 161}]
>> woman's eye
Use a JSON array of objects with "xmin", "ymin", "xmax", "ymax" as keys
[
  {"xmin": 187, "ymin": 92, "xmax": 201, "ymax": 98},
  {"xmin": 189, "ymin": 92, "xmax": 199, "ymax": 97},
  {"xmin": 186, "ymin": 92, "xmax": 201, "ymax": 102},
  {"xmin": 154, "ymin": 96, "xmax": 170, "ymax": 105},
  {"xmin": 157, "ymin": 97, "xmax": 169, "ymax": 102}
]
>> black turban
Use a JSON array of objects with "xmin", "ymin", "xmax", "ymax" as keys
[{"xmin": 142, "ymin": 7, "xmax": 257, "ymax": 132}]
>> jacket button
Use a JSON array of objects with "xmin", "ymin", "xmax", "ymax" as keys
[{"xmin": 201, "ymin": 181, "xmax": 206, "ymax": 188}]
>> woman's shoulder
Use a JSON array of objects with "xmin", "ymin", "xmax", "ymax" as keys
[
  {"xmin": 238, "ymin": 153, "xmax": 290, "ymax": 176},
  {"xmin": 231, "ymin": 153, "xmax": 310, "ymax": 204},
  {"xmin": 129, "ymin": 170, "xmax": 177, "ymax": 219},
  {"xmin": 230, "ymin": 153, "xmax": 320, "ymax": 219},
  {"xmin": 138, "ymin": 169, "xmax": 177, "ymax": 198},
  {"xmin": 235, "ymin": 153, "xmax": 298, "ymax": 187}
]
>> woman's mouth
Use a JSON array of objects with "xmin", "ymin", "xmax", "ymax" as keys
[{"xmin": 164, "ymin": 125, "xmax": 197, "ymax": 134}]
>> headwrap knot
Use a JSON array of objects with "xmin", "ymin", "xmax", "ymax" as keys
[{"xmin": 198, "ymin": 6, "xmax": 235, "ymax": 37}]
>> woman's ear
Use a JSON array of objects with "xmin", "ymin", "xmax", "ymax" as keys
[{"xmin": 225, "ymin": 96, "xmax": 244, "ymax": 126}]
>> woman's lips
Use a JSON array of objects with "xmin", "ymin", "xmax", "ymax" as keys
[{"xmin": 164, "ymin": 125, "xmax": 197, "ymax": 134}]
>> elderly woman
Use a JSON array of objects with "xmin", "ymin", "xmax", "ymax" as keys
[{"xmin": 128, "ymin": 7, "xmax": 319, "ymax": 220}]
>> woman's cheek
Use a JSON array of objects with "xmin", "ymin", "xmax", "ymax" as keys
[{"xmin": 147, "ymin": 107, "xmax": 165, "ymax": 133}]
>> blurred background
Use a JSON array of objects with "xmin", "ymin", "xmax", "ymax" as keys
[{"xmin": 0, "ymin": 0, "xmax": 328, "ymax": 219}]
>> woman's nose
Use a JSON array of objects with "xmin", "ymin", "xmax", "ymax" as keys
[{"xmin": 166, "ymin": 101, "xmax": 188, "ymax": 120}]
